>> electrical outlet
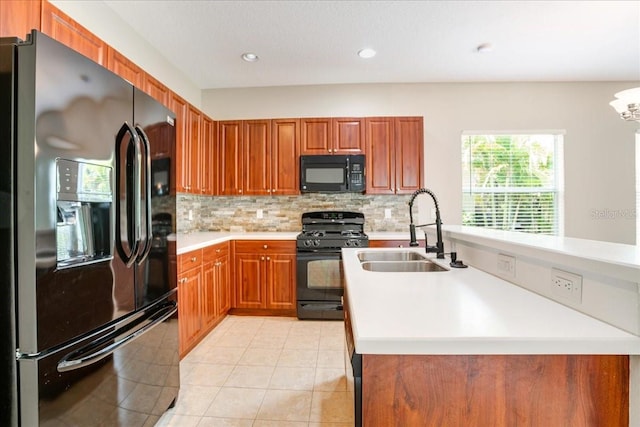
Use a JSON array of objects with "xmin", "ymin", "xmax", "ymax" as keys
[
  {"xmin": 188, "ymin": 210, "xmax": 193, "ymax": 221},
  {"xmin": 551, "ymin": 268, "xmax": 582, "ymax": 303},
  {"xmin": 384, "ymin": 209, "xmax": 392, "ymax": 219},
  {"xmin": 257, "ymin": 209, "xmax": 263, "ymax": 219},
  {"xmin": 497, "ymin": 254, "xmax": 516, "ymax": 278}
]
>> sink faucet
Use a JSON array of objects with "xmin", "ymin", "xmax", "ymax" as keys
[{"xmin": 408, "ymin": 188, "xmax": 445, "ymax": 259}]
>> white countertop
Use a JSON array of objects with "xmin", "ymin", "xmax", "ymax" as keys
[
  {"xmin": 342, "ymin": 247, "xmax": 640, "ymax": 355},
  {"xmin": 177, "ymin": 231, "xmax": 299, "ymax": 254}
]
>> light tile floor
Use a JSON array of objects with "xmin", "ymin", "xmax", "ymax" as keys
[{"xmin": 157, "ymin": 315, "xmax": 354, "ymax": 427}]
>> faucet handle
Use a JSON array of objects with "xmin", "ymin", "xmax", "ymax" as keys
[{"xmin": 409, "ymin": 224, "xmax": 419, "ymax": 246}]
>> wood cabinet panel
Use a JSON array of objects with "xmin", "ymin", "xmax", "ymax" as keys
[
  {"xmin": 178, "ymin": 249, "xmax": 202, "ymax": 272},
  {"xmin": 106, "ymin": 47, "xmax": 143, "ymax": 87},
  {"xmin": 243, "ymin": 119, "xmax": 271, "ymax": 195},
  {"xmin": 394, "ymin": 116, "xmax": 423, "ymax": 194},
  {"xmin": 215, "ymin": 251, "xmax": 231, "ymax": 315},
  {"xmin": 234, "ymin": 253, "xmax": 264, "ymax": 309},
  {"xmin": 333, "ymin": 117, "xmax": 365, "ymax": 154},
  {"xmin": 0, "ymin": 0, "xmax": 41, "ymax": 39},
  {"xmin": 271, "ymin": 118, "xmax": 300, "ymax": 195},
  {"xmin": 201, "ymin": 258, "xmax": 216, "ymax": 330},
  {"xmin": 144, "ymin": 73, "xmax": 170, "ymax": 107},
  {"xmin": 178, "ymin": 265, "xmax": 202, "ymax": 357},
  {"xmin": 169, "ymin": 93, "xmax": 188, "ymax": 194},
  {"xmin": 362, "ymin": 354, "xmax": 629, "ymax": 427},
  {"xmin": 218, "ymin": 120, "xmax": 243, "ymax": 195},
  {"xmin": 369, "ymin": 240, "xmax": 413, "ymax": 248},
  {"xmin": 300, "ymin": 118, "xmax": 332, "ymax": 155},
  {"xmin": 266, "ymin": 253, "xmax": 296, "ymax": 310},
  {"xmin": 41, "ymin": 1, "xmax": 106, "ymax": 65},
  {"xmin": 365, "ymin": 117, "xmax": 395, "ymax": 195},
  {"xmin": 201, "ymin": 116, "xmax": 218, "ymax": 195},
  {"xmin": 186, "ymin": 105, "xmax": 202, "ymax": 193}
]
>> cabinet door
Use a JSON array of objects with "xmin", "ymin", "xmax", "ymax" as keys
[
  {"xmin": 300, "ymin": 118, "xmax": 332, "ymax": 155},
  {"xmin": 0, "ymin": 0, "xmax": 41, "ymax": 39},
  {"xmin": 215, "ymin": 253, "xmax": 231, "ymax": 315},
  {"xmin": 106, "ymin": 47, "xmax": 143, "ymax": 87},
  {"xmin": 394, "ymin": 117, "xmax": 423, "ymax": 194},
  {"xmin": 169, "ymin": 93, "xmax": 188, "ymax": 194},
  {"xmin": 41, "ymin": 1, "xmax": 106, "ymax": 65},
  {"xmin": 234, "ymin": 252, "xmax": 265, "ymax": 309},
  {"xmin": 178, "ymin": 267, "xmax": 202, "ymax": 356},
  {"xmin": 365, "ymin": 117, "xmax": 396, "ymax": 194},
  {"xmin": 144, "ymin": 73, "xmax": 170, "ymax": 107},
  {"xmin": 243, "ymin": 120, "xmax": 271, "ymax": 195},
  {"xmin": 185, "ymin": 105, "xmax": 202, "ymax": 194},
  {"xmin": 202, "ymin": 260, "xmax": 216, "ymax": 329},
  {"xmin": 333, "ymin": 117, "xmax": 365, "ymax": 154},
  {"xmin": 219, "ymin": 121, "xmax": 243, "ymax": 195},
  {"xmin": 266, "ymin": 253, "xmax": 296, "ymax": 310},
  {"xmin": 201, "ymin": 116, "xmax": 218, "ymax": 195},
  {"xmin": 271, "ymin": 119, "xmax": 300, "ymax": 195}
]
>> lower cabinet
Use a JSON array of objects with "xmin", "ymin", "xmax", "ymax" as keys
[
  {"xmin": 233, "ymin": 240, "xmax": 297, "ymax": 314},
  {"xmin": 369, "ymin": 239, "xmax": 413, "ymax": 248},
  {"xmin": 177, "ymin": 241, "xmax": 230, "ymax": 357}
]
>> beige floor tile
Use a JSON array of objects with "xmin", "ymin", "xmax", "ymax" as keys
[
  {"xmin": 269, "ymin": 366, "xmax": 317, "ymax": 391},
  {"xmin": 189, "ymin": 346, "xmax": 247, "ymax": 365},
  {"xmin": 309, "ymin": 391, "xmax": 354, "ymax": 423},
  {"xmin": 249, "ymin": 333, "xmax": 287, "ymax": 349},
  {"xmin": 308, "ymin": 423, "xmax": 353, "ymax": 427},
  {"xmin": 212, "ymin": 333, "xmax": 255, "ymax": 348},
  {"xmin": 256, "ymin": 389, "xmax": 313, "ymax": 422},
  {"xmin": 317, "ymin": 350, "xmax": 345, "ymax": 369},
  {"xmin": 197, "ymin": 417, "xmax": 253, "ymax": 427},
  {"xmin": 253, "ymin": 420, "xmax": 308, "ymax": 427},
  {"xmin": 182, "ymin": 363, "xmax": 235, "ymax": 387},
  {"xmin": 314, "ymin": 368, "xmax": 348, "ymax": 391},
  {"xmin": 171, "ymin": 385, "xmax": 220, "ymax": 416},
  {"xmin": 288, "ymin": 321, "xmax": 323, "ymax": 337},
  {"xmin": 284, "ymin": 334, "xmax": 320, "ymax": 350},
  {"xmin": 319, "ymin": 334, "xmax": 345, "ymax": 350},
  {"xmin": 238, "ymin": 347, "xmax": 281, "ymax": 366},
  {"xmin": 224, "ymin": 365, "xmax": 275, "ymax": 388},
  {"xmin": 204, "ymin": 387, "xmax": 266, "ymax": 419},
  {"xmin": 156, "ymin": 413, "xmax": 202, "ymax": 427},
  {"xmin": 277, "ymin": 349, "xmax": 319, "ymax": 368}
]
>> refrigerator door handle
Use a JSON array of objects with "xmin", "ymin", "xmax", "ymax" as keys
[
  {"xmin": 115, "ymin": 122, "xmax": 141, "ymax": 267},
  {"xmin": 134, "ymin": 125, "xmax": 153, "ymax": 262},
  {"xmin": 56, "ymin": 302, "xmax": 177, "ymax": 373}
]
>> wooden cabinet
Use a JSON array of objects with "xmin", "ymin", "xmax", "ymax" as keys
[
  {"xmin": 233, "ymin": 240, "xmax": 296, "ymax": 313},
  {"xmin": 0, "ymin": 0, "xmax": 41, "ymax": 39},
  {"xmin": 201, "ymin": 116, "xmax": 218, "ymax": 195},
  {"xmin": 177, "ymin": 249, "xmax": 203, "ymax": 356},
  {"xmin": 240, "ymin": 119, "xmax": 300, "ymax": 195},
  {"xmin": 178, "ymin": 242, "xmax": 230, "ymax": 357},
  {"xmin": 144, "ymin": 73, "xmax": 170, "ymax": 107},
  {"xmin": 169, "ymin": 93, "xmax": 188, "ymax": 193},
  {"xmin": 106, "ymin": 47, "xmax": 143, "ymax": 87},
  {"xmin": 365, "ymin": 116, "xmax": 423, "ymax": 194},
  {"xmin": 369, "ymin": 240, "xmax": 413, "ymax": 248},
  {"xmin": 218, "ymin": 120, "xmax": 243, "ymax": 195},
  {"xmin": 41, "ymin": 1, "xmax": 106, "ymax": 65},
  {"xmin": 184, "ymin": 105, "xmax": 202, "ymax": 193},
  {"xmin": 301, "ymin": 117, "xmax": 365, "ymax": 155}
]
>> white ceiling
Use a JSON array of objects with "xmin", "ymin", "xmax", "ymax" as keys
[{"xmin": 101, "ymin": 0, "xmax": 640, "ymax": 90}]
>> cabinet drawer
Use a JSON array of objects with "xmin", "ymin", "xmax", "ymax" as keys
[
  {"xmin": 178, "ymin": 249, "xmax": 202, "ymax": 272},
  {"xmin": 203, "ymin": 241, "xmax": 230, "ymax": 259},
  {"xmin": 234, "ymin": 240, "xmax": 295, "ymax": 254}
]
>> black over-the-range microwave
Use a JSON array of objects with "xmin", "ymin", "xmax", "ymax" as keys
[{"xmin": 300, "ymin": 154, "xmax": 366, "ymax": 193}]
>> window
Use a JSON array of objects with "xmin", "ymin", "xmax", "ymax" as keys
[
  {"xmin": 636, "ymin": 132, "xmax": 639, "ymax": 245},
  {"xmin": 462, "ymin": 133, "xmax": 564, "ymax": 235}
]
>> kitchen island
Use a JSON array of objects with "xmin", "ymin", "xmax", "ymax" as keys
[{"xmin": 341, "ymin": 247, "xmax": 640, "ymax": 427}]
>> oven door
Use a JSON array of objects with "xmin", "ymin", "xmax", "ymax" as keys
[{"xmin": 296, "ymin": 250, "xmax": 344, "ymax": 319}]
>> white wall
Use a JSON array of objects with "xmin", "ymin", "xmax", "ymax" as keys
[
  {"xmin": 203, "ymin": 82, "xmax": 639, "ymax": 244},
  {"xmin": 50, "ymin": 0, "xmax": 201, "ymax": 107}
]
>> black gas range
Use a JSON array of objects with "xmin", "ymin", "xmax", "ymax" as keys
[{"xmin": 296, "ymin": 211, "xmax": 369, "ymax": 320}]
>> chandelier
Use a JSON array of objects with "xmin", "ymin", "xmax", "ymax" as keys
[{"xmin": 610, "ymin": 87, "xmax": 640, "ymax": 121}]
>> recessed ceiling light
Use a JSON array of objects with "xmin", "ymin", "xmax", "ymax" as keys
[
  {"xmin": 476, "ymin": 43, "xmax": 493, "ymax": 53},
  {"xmin": 357, "ymin": 48, "xmax": 376, "ymax": 59},
  {"xmin": 241, "ymin": 52, "xmax": 259, "ymax": 62}
]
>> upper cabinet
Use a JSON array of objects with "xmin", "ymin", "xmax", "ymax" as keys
[
  {"xmin": 218, "ymin": 120, "xmax": 243, "ymax": 195},
  {"xmin": 0, "ymin": 1, "xmax": 41, "ymax": 39},
  {"xmin": 41, "ymin": 1, "xmax": 106, "ymax": 65},
  {"xmin": 366, "ymin": 116, "xmax": 423, "ymax": 195},
  {"xmin": 201, "ymin": 116, "xmax": 218, "ymax": 195},
  {"xmin": 270, "ymin": 118, "xmax": 300, "ymax": 195},
  {"xmin": 300, "ymin": 118, "xmax": 365, "ymax": 155},
  {"xmin": 242, "ymin": 120, "xmax": 272, "ymax": 195},
  {"xmin": 106, "ymin": 48, "xmax": 144, "ymax": 87}
]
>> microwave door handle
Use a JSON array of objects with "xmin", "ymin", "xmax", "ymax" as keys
[
  {"xmin": 134, "ymin": 125, "xmax": 153, "ymax": 262},
  {"xmin": 115, "ymin": 122, "xmax": 140, "ymax": 267}
]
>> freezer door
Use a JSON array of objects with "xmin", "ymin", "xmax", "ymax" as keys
[{"xmin": 18, "ymin": 297, "xmax": 179, "ymax": 427}]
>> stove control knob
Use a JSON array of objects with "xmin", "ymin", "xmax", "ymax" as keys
[
  {"xmin": 313, "ymin": 239, "xmax": 320, "ymax": 247},
  {"xmin": 304, "ymin": 240, "xmax": 312, "ymax": 247}
]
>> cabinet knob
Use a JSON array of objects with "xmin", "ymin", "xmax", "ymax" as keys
[
  {"xmin": 263, "ymin": 244, "xmax": 268, "ymax": 249},
  {"xmin": 266, "ymin": 256, "xmax": 271, "ymax": 261},
  {"xmin": 216, "ymin": 249, "xmax": 221, "ymax": 253},
  {"xmin": 191, "ymin": 257, "xmax": 197, "ymax": 262},
  {"xmin": 261, "ymin": 256, "xmax": 265, "ymax": 261},
  {"xmin": 328, "ymin": 149, "xmax": 332, "ymax": 153},
  {"xmin": 239, "ymin": 189, "xmax": 243, "ymax": 194}
]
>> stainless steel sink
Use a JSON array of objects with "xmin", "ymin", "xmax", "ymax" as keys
[
  {"xmin": 357, "ymin": 251, "xmax": 428, "ymax": 262},
  {"xmin": 360, "ymin": 260, "xmax": 448, "ymax": 272}
]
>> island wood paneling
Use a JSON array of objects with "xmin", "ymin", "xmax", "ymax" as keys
[{"xmin": 362, "ymin": 354, "xmax": 629, "ymax": 427}]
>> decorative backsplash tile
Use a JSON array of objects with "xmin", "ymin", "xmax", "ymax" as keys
[{"xmin": 177, "ymin": 193, "xmax": 414, "ymax": 233}]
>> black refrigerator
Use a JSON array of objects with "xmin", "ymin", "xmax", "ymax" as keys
[{"xmin": 0, "ymin": 31, "xmax": 179, "ymax": 426}]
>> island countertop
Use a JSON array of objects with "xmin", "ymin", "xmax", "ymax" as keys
[{"xmin": 341, "ymin": 247, "xmax": 640, "ymax": 355}]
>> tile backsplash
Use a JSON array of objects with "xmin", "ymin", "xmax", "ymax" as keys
[{"xmin": 177, "ymin": 193, "xmax": 414, "ymax": 233}]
